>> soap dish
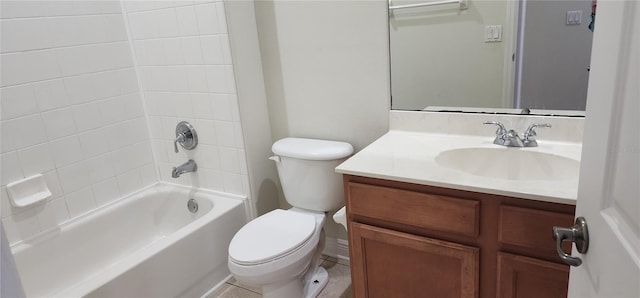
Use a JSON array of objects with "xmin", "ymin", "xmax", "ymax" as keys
[{"xmin": 6, "ymin": 174, "xmax": 51, "ymax": 207}]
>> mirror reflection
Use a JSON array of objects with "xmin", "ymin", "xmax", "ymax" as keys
[{"xmin": 389, "ymin": 0, "xmax": 594, "ymax": 114}]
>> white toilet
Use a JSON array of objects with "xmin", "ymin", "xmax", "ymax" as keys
[{"xmin": 228, "ymin": 137, "xmax": 353, "ymax": 298}]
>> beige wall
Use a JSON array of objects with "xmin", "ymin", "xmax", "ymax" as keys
[
  {"xmin": 390, "ymin": 0, "xmax": 509, "ymax": 110},
  {"xmin": 254, "ymin": 0, "xmax": 391, "ymax": 241}
]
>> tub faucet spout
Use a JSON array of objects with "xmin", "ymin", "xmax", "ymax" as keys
[{"xmin": 172, "ymin": 159, "xmax": 197, "ymax": 178}]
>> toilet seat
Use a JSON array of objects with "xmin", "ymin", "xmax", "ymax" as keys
[{"xmin": 229, "ymin": 210, "xmax": 317, "ymax": 266}]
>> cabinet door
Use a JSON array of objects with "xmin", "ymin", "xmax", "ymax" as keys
[
  {"xmin": 497, "ymin": 252, "xmax": 569, "ymax": 298},
  {"xmin": 350, "ymin": 222, "xmax": 479, "ymax": 298}
]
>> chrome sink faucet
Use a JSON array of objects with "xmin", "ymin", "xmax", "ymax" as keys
[
  {"xmin": 484, "ymin": 121, "xmax": 551, "ymax": 147},
  {"xmin": 172, "ymin": 159, "xmax": 197, "ymax": 178}
]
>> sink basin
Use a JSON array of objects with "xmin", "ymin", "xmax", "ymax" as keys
[{"xmin": 435, "ymin": 148, "xmax": 580, "ymax": 181}]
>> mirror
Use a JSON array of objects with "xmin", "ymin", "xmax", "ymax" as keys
[{"xmin": 389, "ymin": 0, "xmax": 594, "ymax": 115}]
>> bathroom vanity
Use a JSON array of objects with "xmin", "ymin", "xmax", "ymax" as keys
[
  {"xmin": 342, "ymin": 175, "xmax": 574, "ymax": 298},
  {"xmin": 335, "ymin": 113, "xmax": 583, "ymax": 298}
]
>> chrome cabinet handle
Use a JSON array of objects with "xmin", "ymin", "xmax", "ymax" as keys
[{"xmin": 552, "ymin": 217, "xmax": 589, "ymax": 266}]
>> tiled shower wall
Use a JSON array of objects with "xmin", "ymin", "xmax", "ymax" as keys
[
  {"xmin": 0, "ymin": 1, "xmax": 155, "ymax": 244},
  {"xmin": 0, "ymin": 0, "xmax": 249, "ymax": 245},
  {"xmin": 123, "ymin": 1, "xmax": 249, "ymax": 195}
]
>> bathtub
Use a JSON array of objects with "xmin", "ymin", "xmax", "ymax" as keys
[{"xmin": 10, "ymin": 183, "xmax": 247, "ymax": 297}]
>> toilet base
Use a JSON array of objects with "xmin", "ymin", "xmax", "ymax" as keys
[{"xmin": 303, "ymin": 266, "xmax": 329, "ymax": 298}]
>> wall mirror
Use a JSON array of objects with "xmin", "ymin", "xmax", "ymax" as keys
[{"xmin": 389, "ymin": 0, "xmax": 594, "ymax": 115}]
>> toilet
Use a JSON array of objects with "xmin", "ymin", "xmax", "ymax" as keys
[{"xmin": 228, "ymin": 137, "xmax": 353, "ymax": 298}]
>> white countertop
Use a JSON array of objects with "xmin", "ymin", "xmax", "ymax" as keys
[{"xmin": 335, "ymin": 130, "xmax": 582, "ymax": 205}]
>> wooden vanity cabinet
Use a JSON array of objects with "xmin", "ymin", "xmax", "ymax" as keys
[{"xmin": 344, "ymin": 175, "xmax": 575, "ymax": 298}]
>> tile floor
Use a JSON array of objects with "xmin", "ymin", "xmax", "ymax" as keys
[{"xmin": 207, "ymin": 256, "xmax": 352, "ymax": 298}]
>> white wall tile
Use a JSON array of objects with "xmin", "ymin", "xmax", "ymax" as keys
[
  {"xmin": 215, "ymin": 121, "xmax": 236, "ymax": 148},
  {"xmin": 32, "ymin": 79, "xmax": 70, "ymax": 112},
  {"xmin": 211, "ymin": 94, "xmax": 232, "ymax": 121},
  {"xmin": 193, "ymin": 119, "xmax": 216, "ymax": 145},
  {"xmin": 57, "ymin": 160, "xmax": 91, "ymax": 194},
  {"xmin": 55, "ymin": 45, "xmax": 91, "ymax": 77},
  {"xmin": 78, "ymin": 128, "xmax": 110, "ymax": 157},
  {"xmin": 73, "ymin": 102, "xmax": 104, "ymax": 132},
  {"xmin": 200, "ymin": 35, "xmax": 224, "ymax": 65},
  {"xmin": 0, "ymin": 85, "xmax": 39, "ymax": 120},
  {"xmin": 101, "ymin": 15, "xmax": 129, "ymax": 42},
  {"xmin": 162, "ymin": 38, "xmax": 185, "ymax": 65},
  {"xmin": 193, "ymin": 144, "xmax": 220, "ymax": 169},
  {"xmin": 223, "ymin": 172, "xmax": 243, "ymax": 195},
  {"xmin": 116, "ymin": 169, "xmax": 143, "ymax": 196},
  {"xmin": 220, "ymin": 35, "xmax": 233, "ymax": 65},
  {"xmin": 92, "ymin": 177, "xmax": 120, "ymax": 206},
  {"xmin": 192, "ymin": 93, "xmax": 213, "ymax": 119},
  {"xmin": 197, "ymin": 168, "xmax": 224, "ymax": 192},
  {"xmin": 100, "ymin": 93, "xmax": 144, "ymax": 125},
  {"xmin": 1, "ymin": 187, "xmax": 14, "ymax": 218},
  {"xmin": 42, "ymin": 170, "xmax": 63, "ymax": 199},
  {"xmin": 75, "ymin": 16, "xmax": 110, "ymax": 45},
  {"xmin": 175, "ymin": 5, "xmax": 199, "ymax": 36},
  {"xmin": 1, "ymin": 152, "xmax": 24, "ymax": 185},
  {"xmin": 180, "ymin": 37, "xmax": 204, "ymax": 64},
  {"xmin": 12, "ymin": 114, "xmax": 48, "ymax": 149},
  {"xmin": 17, "ymin": 143, "xmax": 55, "ymax": 177},
  {"xmin": 1, "ymin": 1, "xmax": 157, "ymax": 244},
  {"xmin": 218, "ymin": 146, "xmax": 239, "ymax": 173},
  {"xmin": 86, "ymin": 155, "xmax": 116, "ymax": 184},
  {"xmin": 65, "ymin": 187, "xmax": 96, "ymax": 218},
  {"xmin": 49, "ymin": 136, "xmax": 84, "ymax": 167},
  {"xmin": 195, "ymin": 3, "xmax": 220, "ymax": 34},
  {"xmin": 204, "ymin": 66, "xmax": 228, "ymax": 93},
  {"xmin": 41, "ymin": 108, "xmax": 77, "ymax": 140},
  {"xmin": 172, "ymin": 93, "xmax": 195, "ymax": 117},
  {"xmin": 186, "ymin": 66, "xmax": 209, "ymax": 92},
  {"xmin": 1, "ymin": 18, "xmax": 54, "ymax": 53},
  {"xmin": 215, "ymin": 2, "xmax": 228, "ymax": 33},
  {"xmin": 0, "ymin": 50, "xmax": 61, "ymax": 87}
]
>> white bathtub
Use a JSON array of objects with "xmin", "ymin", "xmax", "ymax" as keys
[{"xmin": 10, "ymin": 183, "xmax": 247, "ymax": 297}]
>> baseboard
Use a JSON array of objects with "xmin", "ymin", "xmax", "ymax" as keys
[{"xmin": 323, "ymin": 237, "xmax": 350, "ymax": 263}]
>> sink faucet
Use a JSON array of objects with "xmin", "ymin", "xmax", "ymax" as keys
[
  {"xmin": 522, "ymin": 123, "xmax": 552, "ymax": 147},
  {"xmin": 483, "ymin": 121, "xmax": 551, "ymax": 147},
  {"xmin": 172, "ymin": 159, "xmax": 197, "ymax": 178}
]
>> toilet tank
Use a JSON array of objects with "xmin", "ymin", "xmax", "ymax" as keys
[{"xmin": 271, "ymin": 138, "xmax": 354, "ymax": 212}]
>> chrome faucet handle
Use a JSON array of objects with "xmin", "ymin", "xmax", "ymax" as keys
[
  {"xmin": 174, "ymin": 133, "xmax": 185, "ymax": 153},
  {"xmin": 523, "ymin": 123, "xmax": 551, "ymax": 147},
  {"xmin": 483, "ymin": 121, "xmax": 507, "ymax": 135},
  {"xmin": 484, "ymin": 121, "xmax": 508, "ymax": 145},
  {"xmin": 173, "ymin": 121, "xmax": 198, "ymax": 153}
]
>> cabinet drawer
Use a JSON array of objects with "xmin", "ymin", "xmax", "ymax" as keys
[
  {"xmin": 498, "ymin": 205, "xmax": 574, "ymax": 260},
  {"xmin": 346, "ymin": 182, "xmax": 480, "ymax": 237}
]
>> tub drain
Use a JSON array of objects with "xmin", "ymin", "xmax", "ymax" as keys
[{"xmin": 187, "ymin": 198, "xmax": 198, "ymax": 213}]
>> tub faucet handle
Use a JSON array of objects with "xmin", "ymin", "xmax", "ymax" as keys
[
  {"xmin": 174, "ymin": 121, "xmax": 198, "ymax": 153},
  {"xmin": 174, "ymin": 133, "xmax": 185, "ymax": 153}
]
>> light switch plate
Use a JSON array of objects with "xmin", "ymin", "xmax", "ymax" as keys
[
  {"xmin": 485, "ymin": 25, "xmax": 502, "ymax": 43},
  {"xmin": 566, "ymin": 10, "xmax": 582, "ymax": 25}
]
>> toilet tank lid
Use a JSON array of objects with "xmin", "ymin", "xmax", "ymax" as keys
[{"xmin": 272, "ymin": 138, "xmax": 354, "ymax": 160}]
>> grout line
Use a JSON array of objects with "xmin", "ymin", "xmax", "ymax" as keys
[
  {"xmin": 225, "ymin": 282, "xmax": 261, "ymax": 295},
  {"xmin": 0, "ymin": 39, "xmax": 130, "ymax": 55},
  {"xmin": 0, "ymin": 12, "xmax": 123, "ymax": 21}
]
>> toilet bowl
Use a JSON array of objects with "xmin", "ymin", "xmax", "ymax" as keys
[
  {"xmin": 227, "ymin": 138, "xmax": 353, "ymax": 298},
  {"xmin": 228, "ymin": 209, "xmax": 327, "ymax": 297}
]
